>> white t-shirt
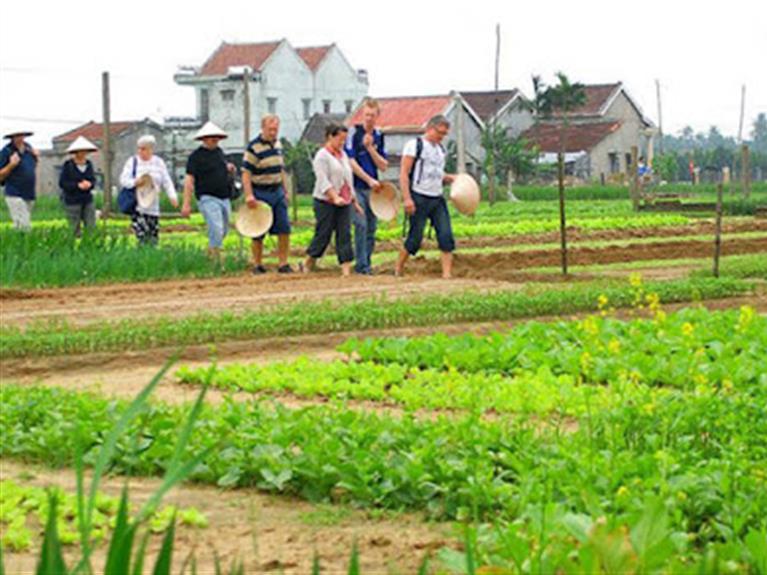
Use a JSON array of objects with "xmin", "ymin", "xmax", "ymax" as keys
[
  {"xmin": 118, "ymin": 155, "xmax": 177, "ymax": 216},
  {"xmin": 402, "ymin": 137, "xmax": 446, "ymax": 197}
]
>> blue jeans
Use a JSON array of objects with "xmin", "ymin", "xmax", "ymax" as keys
[
  {"xmin": 254, "ymin": 186, "xmax": 291, "ymax": 236},
  {"xmin": 352, "ymin": 188, "xmax": 377, "ymax": 273},
  {"xmin": 198, "ymin": 195, "xmax": 231, "ymax": 248},
  {"xmin": 404, "ymin": 192, "xmax": 455, "ymax": 255}
]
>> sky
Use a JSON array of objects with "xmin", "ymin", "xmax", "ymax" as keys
[{"xmin": 1, "ymin": 0, "xmax": 765, "ymax": 149}]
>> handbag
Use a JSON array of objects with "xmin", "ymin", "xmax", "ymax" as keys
[{"xmin": 117, "ymin": 157, "xmax": 138, "ymax": 214}]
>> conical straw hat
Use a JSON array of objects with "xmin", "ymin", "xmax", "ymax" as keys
[
  {"xmin": 450, "ymin": 174, "xmax": 480, "ymax": 216},
  {"xmin": 370, "ymin": 182, "xmax": 400, "ymax": 222},
  {"xmin": 235, "ymin": 202, "xmax": 273, "ymax": 238},
  {"xmin": 194, "ymin": 121, "xmax": 228, "ymax": 141},
  {"xmin": 66, "ymin": 136, "xmax": 98, "ymax": 154}
]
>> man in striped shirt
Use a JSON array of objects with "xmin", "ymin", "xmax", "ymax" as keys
[{"xmin": 242, "ymin": 115, "xmax": 293, "ymax": 273}]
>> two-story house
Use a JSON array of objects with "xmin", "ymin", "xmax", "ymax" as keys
[{"xmin": 174, "ymin": 39, "xmax": 368, "ymax": 150}]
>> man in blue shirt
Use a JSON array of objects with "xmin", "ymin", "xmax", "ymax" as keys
[
  {"xmin": 0, "ymin": 129, "xmax": 38, "ymax": 230},
  {"xmin": 345, "ymin": 98, "xmax": 388, "ymax": 275}
]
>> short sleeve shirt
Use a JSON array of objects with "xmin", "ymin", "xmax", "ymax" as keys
[
  {"xmin": 243, "ymin": 135, "xmax": 284, "ymax": 188},
  {"xmin": 344, "ymin": 126, "xmax": 386, "ymax": 190},
  {"xmin": 403, "ymin": 138, "xmax": 445, "ymax": 197},
  {"xmin": 186, "ymin": 146, "xmax": 230, "ymax": 200}
]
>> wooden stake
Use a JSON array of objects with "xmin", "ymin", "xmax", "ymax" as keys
[
  {"xmin": 737, "ymin": 85, "xmax": 746, "ymax": 144},
  {"xmin": 558, "ymin": 151, "xmax": 567, "ymax": 275},
  {"xmin": 742, "ymin": 145, "xmax": 751, "ymax": 199},
  {"xmin": 454, "ymin": 93, "xmax": 466, "ymax": 174},
  {"xmin": 101, "ymin": 71, "xmax": 113, "ymax": 217},
  {"xmin": 290, "ymin": 171, "xmax": 298, "ymax": 224},
  {"xmin": 713, "ymin": 182, "xmax": 724, "ymax": 278},
  {"xmin": 630, "ymin": 145, "xmax": 639, "ymax": 210}
]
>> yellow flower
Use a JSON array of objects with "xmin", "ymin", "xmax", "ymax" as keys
[
  {"xmin": 629, "ymin": 273, "xmax": 643, "ymax": 288},
  {"xmin": 737, "ymin": 305, "xmax": 755, "ymax": 332},
  {"xmin": 676, "ymin": 491, "xmax": 688, "ymax": 503},
  {"xmin": 608, "ymin": 339, "xmax": 621, "ymax": 354},
  {"xmin": 654, "ymin": 310, "xmax": 668, "ymax": 324},
  {"xmin": 598, "ymin": 294, "xmax": 609, "ymax": 309},
  {"xmin": 616, "ymin": 486, "xmax": 630, "ymax": 498},
  {"xmin": 581, "ymin": 316, "xmax": 599, "ymax": 337},
  {"xmin": 682, "ymin": 322, "xmax": 695, "ymax": 337},
  {"xmin": 722, "ymin": 379, "xmax": 734, "ymax": 393}
]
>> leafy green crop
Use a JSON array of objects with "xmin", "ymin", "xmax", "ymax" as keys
[{"xmin": 0, "ymin": 277, "xmax": 752, "ymax": 359}]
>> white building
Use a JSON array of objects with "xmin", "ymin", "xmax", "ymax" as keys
[{"xmin": 174, "ymin": 39, "xmax": 368, "ymax": 150}]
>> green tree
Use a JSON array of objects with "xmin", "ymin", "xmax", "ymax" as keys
[
  {"xmin": 531, "ymin": 72, "xmax": 586, "ymax": 274},
  {"xmin": 281, "ymin": 139, "xmax": 318, "ymax": 194},
  {"xmin": 481, "ymin": 125, "xmax": 539, "ymax": 184}
]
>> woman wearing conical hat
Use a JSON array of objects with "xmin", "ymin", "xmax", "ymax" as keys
[{"xmin": 59, "ymin": 136, "xmax": 98, "ymax": 236}]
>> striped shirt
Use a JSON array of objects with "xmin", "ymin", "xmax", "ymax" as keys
[{"xmin": 243, "ymin": 135, "xmax": 284, "ymax": 187}]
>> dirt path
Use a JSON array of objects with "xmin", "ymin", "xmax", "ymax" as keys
[
  {"xmin": 0, "ymin": 274, "xmax": 517, "ymax": 327},
  {"xmin": 0, "ymin": 461, "xmax": 452, "ymax": 574},
  {"xmin": 391, "ymin": 236, "xmax": 767, "ymax": 279}
]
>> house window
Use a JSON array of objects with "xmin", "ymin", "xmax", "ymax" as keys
[
  {"xmin": 625, "ymin": 153, "xmax": 633, "ymax": 172},
  {"xmin": 323, "ymin": 100, "xmax": 331, "ymax": 114},
  {"xmin": 608, "ymin": 153, "xmax": 619, "ymax": 174},
  {"xmin": 220, "ymin": 89, "xmax": 235, "ymax": 102},
  {"xmin": 302, "ymin": 99, "xmax": 312, "ymax": 120},
  {"xmin": 344, "ymin": 100, "xmax": 354, "ymax": 113},
  {"xmin": 200, "ymin": 89, "xmax": 209, "ymax": 122},
  {"xmin": 267, "ymin": 97, "xmax": 278, "ymax": 114}
]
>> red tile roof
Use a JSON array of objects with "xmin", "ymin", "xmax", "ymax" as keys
[
  {"xmin": 347, "ymin": 96, "xmax": 452, "ymax": 133},
  {"xmin": 296, "ymin": 45, "xmax": 333, "ymax": 71},
  {"xmin": 522, "ymin": 121, "xmax": 622, "ymax": 153},
  {"xmin": 460, "ymin": 89, "xmax": 520, "ymax": 123},
  {"xmin": 556, "ymin": 83, "xmax": 621, "ymax": 117},
  {"xmin": 53, "ymin": 121, "xmax": 142, "ymax": 143},
  {"xmin": 200, "ymin": 41, "xmax": 281, "ymax": 76}
]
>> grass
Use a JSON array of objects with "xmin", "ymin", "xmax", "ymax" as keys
[{"xmin": 0, "ymin": 277, "xmax": 754, "ymax": 359}]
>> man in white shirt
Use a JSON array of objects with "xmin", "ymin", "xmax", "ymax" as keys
[{"xmin": 395, "ymin": 115, "xmax": 457, "ymax": 279}]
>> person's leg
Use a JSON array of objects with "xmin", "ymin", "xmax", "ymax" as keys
[
  {"xmin": 396, "ymin": 193, "xmax": 428, "ymax": 276},
  {"xmin": 430, "ymin": 197, "xmax": 456, "ymax": 279},
  {"xmin": 146, "ymin": 214, "xmax": 159, "ymax": 246},
  {"xmin": 63, "ymin": 203, "xmax": 81, "ymax": 236},
  {"xmin": 23, "ymin": 200, "xmax": 34, "ymax": 231},
  {"xmin": 199, "ymin": 195, "xmax": 225, "ymax": 258},
  {"xmin": 305, "ymin": 200, "xmax": 335, "ymax": 270},
  {"xmin": 352, "ymin": 189, "xmax": 369, "ymax": 274},
  {"xmin": 335, "ymin": 205, "xmax": 354, "ymax": 276},
  {"xmin": 83, "ymin": 201, "xmax": 96, "ymax": 232},
  {"xmin": 250, "ymin": 239, "xmax": 265, "ymax": 271},
  {"xmin": 5, "ymin": 197, "xmax": 32, "ymax": 231},
  {"xmin": 131, "ymin": 212, "xmax": 148, "ymax": 244},
  {"xmin": 272, "ymin": 191, "xmax": 292, "ymax": 270},
  {"xmin": 365, "ymin": 199, "xmax": 377, "ymax": 273}
]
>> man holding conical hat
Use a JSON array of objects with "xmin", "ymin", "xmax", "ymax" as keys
[
  {"xmin": 0, "ymin": 128, "xmax": 38, "ymax": 230},
  {"xmin": 59, "ymin": 136, "xmax": 99, "ymax": 236},
  {"xmin": 395, "ymin": 115, "xmax": 457, "ymax": 279},
  {"xmin": 242, "ymin": 115, "xmax": 293, "ymax": 274},
  {"xmin": 182, "ymin": 121, "xmax": 236, "ymax": 259},
  {"xmin": 345, "ymin": 98, "xmax": 388, "ymax": 275}
]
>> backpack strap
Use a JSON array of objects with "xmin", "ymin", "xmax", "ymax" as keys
[
  {"xmin": 351, "ymin": 124, "xmax": 365, "ymax": 157},
  {"xmin": 131, "ymin": 156, "xmax": 137, "ymax": 178},
  {"xmin": 409, "ymin": 137, "xmax": 424, "ymax": 186}
]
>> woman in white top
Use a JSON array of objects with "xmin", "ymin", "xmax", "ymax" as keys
[
  {"xmin": 303, "ymin": 124, "xmax": 363, "ymax": 277},
  {"xmin": 119, "ymin": 134, "xmax": 178, "ymax": 245}
]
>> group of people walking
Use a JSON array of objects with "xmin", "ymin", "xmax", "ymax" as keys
[{"xmin": 0, "ymin": 97, "xmax": 459, "ymax": 278}]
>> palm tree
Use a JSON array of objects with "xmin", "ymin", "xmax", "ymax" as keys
[{"xmin": 531, "ymin": 72, "xmax": 586, "ymax": 275}]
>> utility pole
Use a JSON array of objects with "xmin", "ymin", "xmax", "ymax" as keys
[
  {"xmin": 243, "ymin": 67, "xmax": 252, "ymax": 147},
  {"xmin": 655, "ymin": 79, "xmax": 664, "ymax": 155},
  {"xmin": 454, "ymin": 92, "xmax": 466, "ymax": 174},
  {"xmin": 488, "ymin": 23, "xmax": 501, "ymax": 205},
  {"xmin": 737, "ymin": 85, "xmax": 746, "ymax": 144},
  {"xmin": 101, "ymin": 71, "xmax": 113, "ymax": 217}
]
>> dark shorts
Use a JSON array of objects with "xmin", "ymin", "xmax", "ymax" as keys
[
  {"xmin": 404, "ymin": 192, "xmax": 455, "ymax": 255},
  {"xmin": 254, "ymin": 186, "xmax": 291, "ymax": 237}
]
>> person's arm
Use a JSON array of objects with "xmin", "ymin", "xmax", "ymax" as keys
[
  {"xmin": 181, "ymin": 175, "xmax": 195, "ymax": 217},
  {"xmin": 313, "ymin": 152, "xmax": 343, "ymax": 205},
  {"xmin": 58, "ymin": 162, "xmax": 78, "ymax": 193},
  {"xmin": 0, "ymin": 150, "xmax": 20, "ymax": 183},
  {"xmin": 442, "ymin": 173, "xmax": 457, "ymax": 185},
  {"xmin": 400, "ymin": 153, "xmax": 416, "ymax": 215},
  {"xmin": 281, "ymin": 168, "xmax": 290, "ymax": 203},
  {"xmin": 349, "ymin": 158, "xmax": 379, "ymax": 189},
  {"xmin": 366, "ymin": 135, "xmax": 388, "ymax": 172},
  {"xmin": 159, "ymin": 159, "xmax": 179, "ymax": 208},
  {"xmin": 118, "ymin": 158, "xmax": 139, "ymax": 188}
]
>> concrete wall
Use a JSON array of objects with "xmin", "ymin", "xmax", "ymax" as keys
[
  {"xmin": 183, "ymin": 44, "xmax": 368, "ymax": 153},
  {"xmin": 311, "ymin": 47, "xmax": 367, "ymax": 116},
  {"xmin": 495, "ymin": 99, "xmax": 535, "ymax": 138}
]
